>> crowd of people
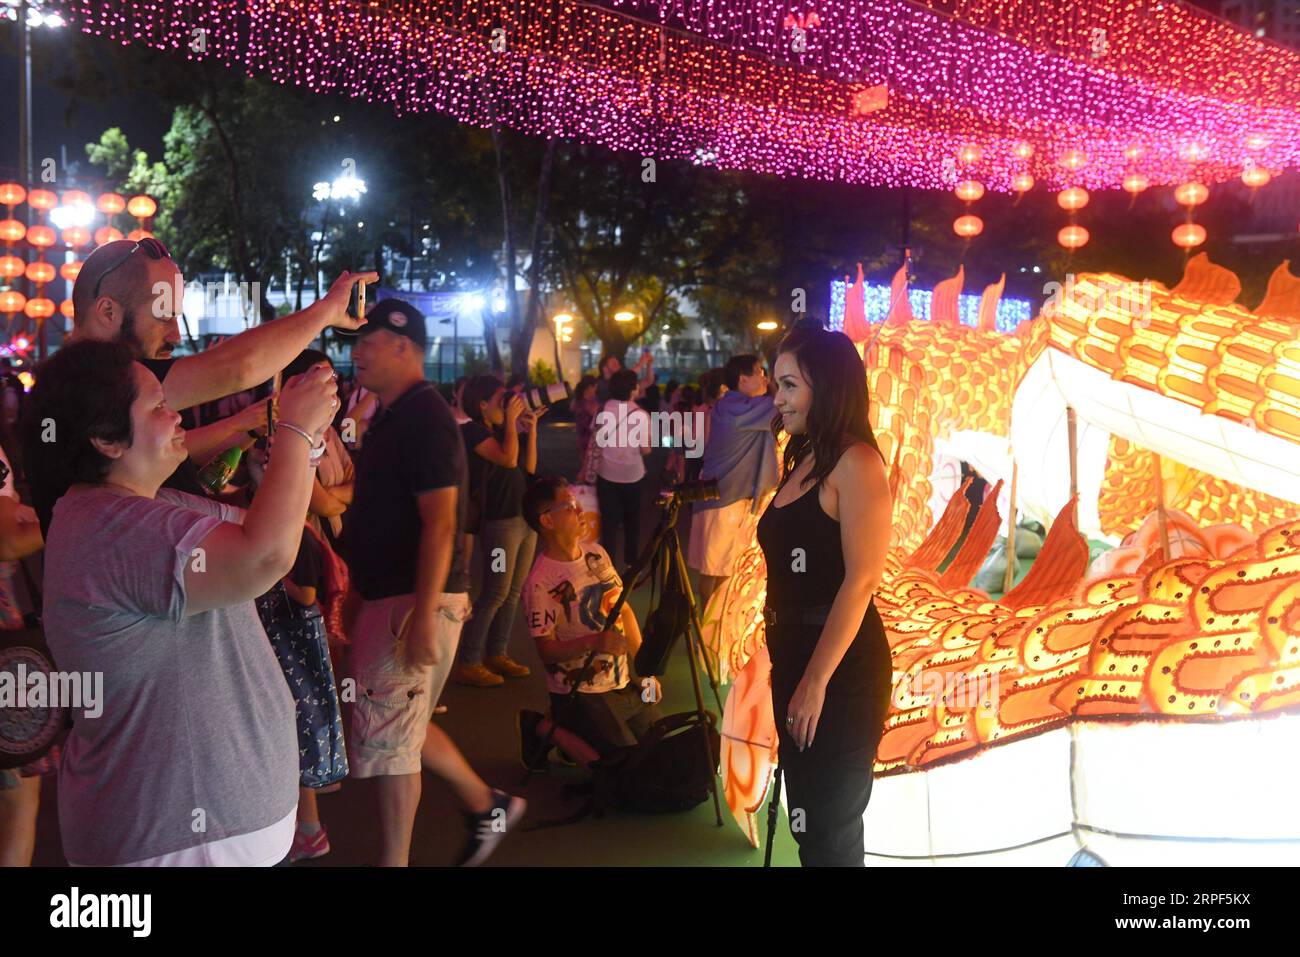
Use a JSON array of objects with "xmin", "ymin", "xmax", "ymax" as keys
[{"xmin": 0, "ymin": 235, "xmax": 895, "ymax": 868}]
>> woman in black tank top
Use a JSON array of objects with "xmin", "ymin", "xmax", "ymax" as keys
[{"xmin": 756, "ymin": 325, "xmax": 894, "ymax": 867}]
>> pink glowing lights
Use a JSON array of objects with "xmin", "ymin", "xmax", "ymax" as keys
[{"xmin": 43, "ymin": 0, "xmax": 1300, "ymax": 192}]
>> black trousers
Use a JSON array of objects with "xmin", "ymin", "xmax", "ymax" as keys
[
  {"xmin": 777, "ymin": 740, "xmax": 875, "ymax": 867},
  {"xmin": 596, "ymin": 475, "xmax": 642, "ymax": 568},
  {"xmin": 769, "ymin": 610, "xmax": 892, "ymax": 867}
]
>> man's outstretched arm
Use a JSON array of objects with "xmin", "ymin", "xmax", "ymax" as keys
[{"xmin": 161, "ymin": 271, "xmax": 377, "ymax": 411}]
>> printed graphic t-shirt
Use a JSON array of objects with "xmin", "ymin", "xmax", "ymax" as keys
[{"xmin": 524, "ymin": 544, "xmax": 630, "ymax": 695}]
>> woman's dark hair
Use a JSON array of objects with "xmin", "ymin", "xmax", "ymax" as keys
[
  {"xmin": 771, "ymin": 325, "xmax": 879, "ymax": 493},
  {"xmin": 608, "ymin": 368, "xmax": 638, "ymax": 401},
  {"xmin": 575, "ymin": 375, "xmax": 598, "ymax": 400},
  {"xmin": 284, "ymin": 348, "xmax": 332, "ymax": 380},
  {"xmin": 23, "ymin": 340, "xmax": 138, "ymax": 505},
  {"xmin": 462, "ymin": 374, "xmax": 505, "ymax": 426}
]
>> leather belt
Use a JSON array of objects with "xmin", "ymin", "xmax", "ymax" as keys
[{"xmin": 763, "ymin": 604, "xmax": 833, "ymax": 629}]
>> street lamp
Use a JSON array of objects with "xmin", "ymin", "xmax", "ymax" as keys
[
  {"xmin": 756, "ymin": 320, "xmax": 779, "ymax": 332},
  {"xmin": 310, "ymin": 172, "xmax": 366, "ymax": 302},
  {"xmin": 552, "ymin": 311, "xmax": 574, "ymax": 381}
]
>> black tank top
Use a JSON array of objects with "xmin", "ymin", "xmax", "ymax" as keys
[{"xmin": 757, "ymin": 475, "xmax": 845, "ymax": 607}]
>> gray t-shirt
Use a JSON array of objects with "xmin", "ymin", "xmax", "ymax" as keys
[{"xmin": 43, "ymin": 486, "xmax": 298, "ymax": 865}]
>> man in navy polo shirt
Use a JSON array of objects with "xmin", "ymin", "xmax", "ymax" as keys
[{"xmin": 343, "ymin": 298, "xmax": 525, "ymax": 867}]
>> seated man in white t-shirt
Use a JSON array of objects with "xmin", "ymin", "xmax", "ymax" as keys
[{"xmin": 517, "ymin": 477, "xmax": 663, "ymax": 769}]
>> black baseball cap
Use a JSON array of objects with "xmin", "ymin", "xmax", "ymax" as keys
[{"xmin": 354, "ymin": 298, "xmax": 427, "ymax": 349}]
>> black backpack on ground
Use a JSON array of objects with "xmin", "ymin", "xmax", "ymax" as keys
[{"xmin": 590, "ymin": 710, "xmax": 720, "ymax": 814}]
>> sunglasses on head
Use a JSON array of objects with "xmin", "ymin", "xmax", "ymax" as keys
[{"xmin": 91, "ymin": 238, "xmax": 172, "ymax": 300}]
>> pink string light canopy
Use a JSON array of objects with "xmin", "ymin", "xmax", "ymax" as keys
[{"xmin": 47, "ymin": 0, "xmax": 1300, "ymax": 191}]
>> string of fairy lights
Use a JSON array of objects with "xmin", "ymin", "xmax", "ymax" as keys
[{"xmin": 32, "ymin": 0, "xmax": 1300, "ymax": 259}]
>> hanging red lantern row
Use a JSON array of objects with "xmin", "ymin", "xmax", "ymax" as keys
[
  {"xmin": 1010, "ymin": 141, "xmax": 1034, "ymax": 201},
  {"xmin": 0, "ymin": 182, "xmax": 24, "ymax": 320},
  {"xmin": 0, "ymin": 186, "xmax": 160, "ymax": 338},
  {"xmin": 1056, "ymin": 151, "xmax": 1089, "ymax": 251},
  {"xmin": 23, "ymin": 190, "xmax": 57, "ymax": 326},
  {"xmin": 1173, "ymin": 176, "xmax": 1209, "ymax": 251},
  {"xmin": 951, "ymin": 143, "xmax": 984, "ymax": 240},
  {"xmin": 95, "ymin": 192, "xmax": 127, "ymax": 247}
]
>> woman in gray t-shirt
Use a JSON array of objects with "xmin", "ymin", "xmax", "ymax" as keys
[{"xmin": 26, "ymin": 340, "xmax": 340, "ymax": 866}]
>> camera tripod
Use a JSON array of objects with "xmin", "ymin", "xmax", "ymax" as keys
[{"xmin": 519, "ymin": 489, "xmax": 727, "ymax": 829}]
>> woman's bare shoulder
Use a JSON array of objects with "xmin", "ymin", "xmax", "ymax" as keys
[{"xmin": 831, "ymin": 440, "xmax": 888, "ymax": 487}]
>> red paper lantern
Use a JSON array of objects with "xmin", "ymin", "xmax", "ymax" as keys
[
  {"xmin": 94, "ymin": 226, "xmax": 124, "ymax": 246},
  {"xmin": 61, "ymin": 190, "xmax": 92, "ymax": 208},
  {"xmin": 1058, "ymin": 149, "xmax": 1088, "ymax": 171},
  {"xmin": 25, "ymin": 225, "xmax": 55, "ymax": 248},
  {"xmin": 1058, "ymin": 225, "xmax": 1090, "ymax": 249},
  {"xmin": 1011, "ymin": 173, "xmax": 1034, "ymax": 193},
  {"xmin": 1123, "ymin": 173, "xmax": 1150, "ymax": 194},
  {"xmin": 59, "ymin": 299, "xmax": 75, "ymax": 319},
  {"xmin": 60, "ymin": 261, "xmax": 82, "ymax": 282},
  {"xmin": 953, "ymin": 214, "xmax": 984, "ymax": 238},
  {"xmin": 26, "ymin": 189, "xmax": 57, "ymax": 211},
  {"xmin": 0, "ymin": 220, "xmax": 26, "ymax": 243},
  {"xmin": 96, "ymin": 192, "xmax": 126, "ymax": 215},
  {"xmin": 62, "ymin": 226, "xmax": 91, "ymax": 248},
  {"xmin": 0, "ymin": 256, "xmax": 24, "ymax": 279},
  {"xmin": 954, "ymin": 180, "xmax": 985, "ymax": 202},
  {"xmin": 0, "ymin": 290, "xmax": 25, "ymax": 314},
  {"xmin": 1057, "ymin": 187, "xmax": 1090, "ymax": 210},
  {"xmin": 1175, "ymin": 182, "xmax": 1209, "ymax": 206},
  {"xmin": 25, "ymin": 261, "xmax": 56, "ymax": 284},
  {"xmin": 1242, "ymin": 166, "xmax": 1271, "ymax": 188},
  {"xmin": 0, "ymin": 183, "xmax": 26, "ymax": 207},
  {"xmin": 126, "ymin": 195, "xmax": 158, "ymax": 219},
  {"xmin": 1172, "ymin": 223, "xmax": 1207, "ymax": 248},
  {"xmin": 23, "ymin": 297, "xmax": 55, "ymax": 319}
]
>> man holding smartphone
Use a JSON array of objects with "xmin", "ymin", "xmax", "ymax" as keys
[
  {"xmin": 34, "ymin": 237, "xmax": 376, "ymax": 531},
  {"xmin": 343, "ymin": 299, "xmax": 525, "ymax": 867}
]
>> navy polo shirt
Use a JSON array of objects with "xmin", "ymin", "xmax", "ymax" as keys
[{"xmin": 344, "ymin": 381, "xmax": 469, "ymax": 599}]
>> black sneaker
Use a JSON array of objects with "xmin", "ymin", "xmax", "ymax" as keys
[
  {"xmin": 517, "ymin": 709, "xmax": 551, "ymax": 772},
  {"xmin": 457, "ymin": 789, "xmax": 527, "ymax": 867}
]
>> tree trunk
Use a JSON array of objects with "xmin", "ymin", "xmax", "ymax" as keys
[
  {"xmin": 514, "ymin": 137, "xmax": 558, "ymax": 381},
  {"xmin": 491, "ymin": 124, "xmax": 516, "ymax": 376},
  {"xmin": 196, "ymin": 77, "xmax": 253, "ymax": 292}
]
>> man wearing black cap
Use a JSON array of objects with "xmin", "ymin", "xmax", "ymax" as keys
[{"xmin": 343, "ymin": 299, "xmax": 525, "ymax": 867}]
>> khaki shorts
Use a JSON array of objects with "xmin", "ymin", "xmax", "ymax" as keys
[
  {"xmin": 688, "ymin": 498, "xmax": 758, "ymax": 577},
  {"xmin": 346, "ymin": 592, "xmax": 471, "ymax": 778}
]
